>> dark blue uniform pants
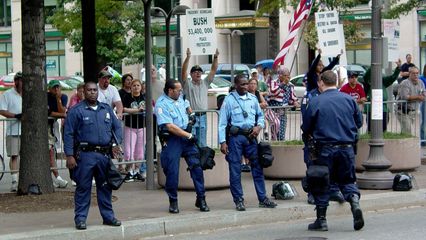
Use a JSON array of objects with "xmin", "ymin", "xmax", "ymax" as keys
[
  {"xmin": 226, "ymin": 135, "xmax": 267, "ymax": 203},
  {"xmin": 160, "ymin": 135, "xmax": 205, "ymax": 201},
  {"xmin": 312, "ymin": 145, "xmax": 360, "ymax": 207},
  {"xmin": 303, "ymin": 146, "xmax": 341, "ymax": 194},
  {"xmin": 73, "ymin": 151, "xmax": 115, "ymax": 224}
]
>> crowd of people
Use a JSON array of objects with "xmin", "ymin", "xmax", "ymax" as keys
[{"xmin": 2, "ymin": 48, "xmax": 426, "ymax": 231}]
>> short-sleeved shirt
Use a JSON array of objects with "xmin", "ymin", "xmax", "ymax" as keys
[
  {"xmin": 399, "ymin": 63, "xmax": 415, "ymax": 82},
  {"xmin": 155, "ymin": 93, "xmax": 188, "ymax": 130},
  {"xmin": 0, "ymin": 88, "xmax": 22, "ymax": 136},
  {"xmin": 339, "ymin": 83, "xmax": 366, "ymax": 102},
  {"xmin": 118, "ymin": 88, "xmax": 131, "ymax": 101},
  {"xmin": 182, "ymin": 78, "xmax": 209, "ymax": 111},
  {"xmin": 398, "ymin": 78, "xmax": 425, "ymax": 111},
  {"xmin": 122, "ymin": 94, "xmax": 145, "ymax": 128},
  {"xmin": 97, "ymin": 84, "xmax": 121, "ymax": 107},
  {"xmin": 47, "ymin": 92, "xmax": 68, "ymax": 127}
]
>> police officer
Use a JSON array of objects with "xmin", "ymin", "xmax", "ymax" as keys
[
  {"xmin": 154, "ymin": 79, "xmax": 209, "ymax": 214},
  {"xmin": 64, "ymin": 81, "xmax": 123, "ymax": 230},
  {"xmin": 218, "ymin": 74, "xmax": 277, "ymax": 211},
  {"xmin": 301, "ymin": 77, "xmax": 345, "ymax": 205},
  {"xmin": 302, "ymin": 70, "xmax": 364, "ymax": 231}
]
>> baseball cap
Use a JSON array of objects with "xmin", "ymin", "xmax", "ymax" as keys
[
  {"xmin": 48, "ymin": 80, "xmax": 61, "ymax": 88},
  {"xmin": 190, "ymin": 65, "xmax": 203, "ymax": 73},
  {"xmin": 348, "ymin": 71, "xmax": 359, "ymax": 78},
  {"xmin": 98, "ymin": 70, "xmax": 112, "ymax": 78},
  {"xmin": 14, "ymin": 71, "xmax": 23, "ymax": 80}
]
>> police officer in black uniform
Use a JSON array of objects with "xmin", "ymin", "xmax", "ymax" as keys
[
  {"xmin": 64, "ymin": 81, "xmax": 123, "ymax": 230},
  {"xmin": 302, "ymin": 70, "xmax": 364, "ymax": 231}
]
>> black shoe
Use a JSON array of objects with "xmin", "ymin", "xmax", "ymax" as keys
[
  {"xmin": 195, "ymin": 197, "xmax": 210, "ymax": 212},
  {"xmin": 124, "ymin": 172, "xmax": 134, "ymax": 182},
  {"xmin": 169, "ymin": 199, "xmax": 179, "ymax": 214},
  {"xmin": 308, "ymin": 206, "xmax": 328, "ymax": 231},
  {"xmin": 329, "ymin": 191, "xmax": 345, "ymax": 204},
  {"xmin": 350, "ymin": 195, "xmax": 364, "ymax": 231},
  {"xmin": 75, "ymin": 221, "xmax": 87, "ymax": 230},
  {"xmin": 235, "ymin": 200, "xmax": 246, "ymax": 211},
  {"xmin": 307, "ymin": 194, "xmax": 315, "ymax": 205},
  {"xmin": 259, "ymin": 197, "xmax": 277, "ymax": 208},
  {"xmin": 241, "ymin": 164, "xmax": 251, "ymax": 172},
  {"xmin": 133, "ymin": 172, "xmax": 145, "ymax": 182},
  {"xmin": 103, "ymin": 218, "xmax": 121, "ymax": 227}
]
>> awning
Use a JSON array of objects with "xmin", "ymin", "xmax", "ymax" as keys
[
  {"xmin": 340, "ymin": 13, "xmax": 371, "ymax": 21},
  {"xmin": 215, "ymin": 10, "xmax": 269, "ymax": 29}
]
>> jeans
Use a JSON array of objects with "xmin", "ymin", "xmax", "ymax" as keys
[
  {"xmin": 192, "ymin": 114, "xmax": 207, "ymax": 147},
  {"xmin": 421, "ymin": 102, "xmax": 426, "ymax": 146}
]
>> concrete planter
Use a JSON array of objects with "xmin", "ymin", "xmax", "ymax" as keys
[
  {"xmin": 263, "ymin": 144, "xmax": 305, "ymax": 179},
  {"xmin": 157, "ymin": 152, "xmax": 229, "ymax": 190},
  {"xmin": 355, "ymin": 138, "xmax": 420, "ymax": 171}
]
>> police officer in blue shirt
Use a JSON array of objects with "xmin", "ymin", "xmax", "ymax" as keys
[
  {"xmin": 64, "ymin": 81, "xmax": 123, "ymax": 230},
  {"xmin": 218, "ymin": 74, "xmax": 277, "ymax": 211},
  {"xmin": 301, "ymin": 78, "xmax": 345, "ymax": 205},
  {"xmin": 155, "ymin": 79, "xmax": 209, "ymax": 214},
  {"xmin": 302, "ymin": 70, "xmax": 364, "ymax": 231}
]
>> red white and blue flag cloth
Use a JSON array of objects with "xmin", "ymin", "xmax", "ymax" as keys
[{"xmin": 273, "ymin": 0, "xmax": 314, "ymax": 68}]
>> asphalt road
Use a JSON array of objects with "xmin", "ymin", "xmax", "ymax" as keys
[{"xmin": 145, "ymin": 206, "xmax": 426, "ymax": 240}]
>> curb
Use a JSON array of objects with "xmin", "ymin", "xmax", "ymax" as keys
[{"xmin": 1, "ymin": 189, "xmax": 425, "ymax": 240}]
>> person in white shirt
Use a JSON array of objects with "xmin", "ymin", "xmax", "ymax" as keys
[
  {"xmin": 97, "ymin": 70, "xmax": 123, "ymax": 120},
  {"xmin": 0, "ymin": 72, "xmax": 23, "ymax": 192},
  {"xmin": 158, "ymin": 63, "xmax": 166, "ymax": 82}
]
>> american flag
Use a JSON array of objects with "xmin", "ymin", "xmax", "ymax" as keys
[{"xmin": 273, "ymin": 0, "xmax": 314, "ymax": 68}]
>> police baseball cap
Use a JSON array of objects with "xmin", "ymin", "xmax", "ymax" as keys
[
  {"xmin": 98, "ymin": 70, "xmax": 112, "ymax": 78},
  {"xmin": 48, "ymin": 80, "xmax": 61, "ymax": 88},
  {"xmin": 348, "ymin": 71, "xmax": 359, "ymax": 78},
  {"xmin": 190, "ymin": 65, "xmax": 203, "ymax": 73}
]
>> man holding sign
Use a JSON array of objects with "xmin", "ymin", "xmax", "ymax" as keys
[{"xmin": 181, "ymin": 48, "xmax": 219, "ymax": 147}]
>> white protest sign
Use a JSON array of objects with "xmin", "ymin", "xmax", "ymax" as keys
[
  {"xmin": 371, "ymin": 89, "xmax": 383, "ymax": 120},
  {"xmin": 315, "ymin": 11, "xmax": 344, "ymax": 57},
  {"xmin": 185, "ymin": 8, "xmax": 217, "ymax": 55},
  {"xmin": 383, "ymin": 19, "xmax": 400, "ymax": 62}
]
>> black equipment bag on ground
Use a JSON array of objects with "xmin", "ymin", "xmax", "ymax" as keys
[
  {"xmin": 198, "ymin": 145, "xmax": 216, "ymax": 170},
  {"xmin": 392, "ymin": 172, "xmax": 413, "ymax": 191},
  {"xmin": 258, "ymin": 141, "xmax": 274, "ymax": 168},
  {"xmin": 107, "ymin": 159, "xmax": 124, "ymax": 190},
  {"xmin": 305, "ymin": 165, "xmax": 329, "ymax": 193}
]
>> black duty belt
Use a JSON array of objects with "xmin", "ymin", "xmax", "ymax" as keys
[
  {"xmin": 79, "ymin": 145, "xmax": 111, "ymax": 154},
  {"xmin": 229, "ymin": 126, "xmax": 253, "ymax": 136},
  {"xmin": 195, "ymin": 112, "xmax": 206, "ymax": 116}
]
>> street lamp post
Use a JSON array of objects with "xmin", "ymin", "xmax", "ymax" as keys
[
  {"xmin": 221, "ymin": 29, "xmax": 244, "ymax": 84},
  {"xmin": 151, "ymin": 5, "xmax": 190, "ymax": 81},
  {"xmin": 357, "ymin": 0, "xmax": 394, "ymax": 189}
]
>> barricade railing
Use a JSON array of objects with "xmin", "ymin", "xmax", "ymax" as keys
[{"xmin": 1, "ymin": 99, "xmax": 423, "ymax": 179}]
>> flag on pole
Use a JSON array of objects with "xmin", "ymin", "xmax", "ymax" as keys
[{"xmin": 273, "ymin": 0, "xmax": 314, "ymax": 68}]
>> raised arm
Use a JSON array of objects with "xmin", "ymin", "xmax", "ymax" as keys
[
  {"xmin": 207, "ymin": 49, "xmax": 219, "ymax": 83},
  {"xmin": 181, "ymin": 48, "xmax": 191, "ymax": 85}
]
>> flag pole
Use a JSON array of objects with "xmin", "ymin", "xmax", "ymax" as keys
[{"xmin": 289, "ymin": 1, "xmax": 315, "ymax": 73}]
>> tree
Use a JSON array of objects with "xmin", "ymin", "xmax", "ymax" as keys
[
  {"xmin": 19, "ymin": 0, "xmax": 53, "ymax": 195},
  {"xmin": 253, "ymin": 0, "xmax": 423, "ymax": 50},
  {"xmin": 50, "ymin": 0, "xmax": 161, "ymax": 67}
]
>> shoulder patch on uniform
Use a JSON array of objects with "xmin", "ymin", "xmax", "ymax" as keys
[{"xmin": 157, "ymin": 108, "xmax": 163, "ymax": 114}]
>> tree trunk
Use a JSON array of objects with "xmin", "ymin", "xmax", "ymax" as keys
[
  {"xmin": 268, "ymin": 9, "xmax": 279, "ymax": 59},
  {"xmin": 19, "ymin": 0, "xmax": 53, "ymax": 195}
]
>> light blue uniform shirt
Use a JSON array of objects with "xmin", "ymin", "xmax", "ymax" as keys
[
  {"xmin": 155, "ymin": 93, "xmax": 189, "ymax": 129},
  {"xmin": 218, "ymin": 91, "xmax": 265, "ymax": 143}
]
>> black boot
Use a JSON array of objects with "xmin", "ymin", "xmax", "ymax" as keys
[
  {"xmin": 308, "ymin": 206, "xmax": 328, "ymax": 231},
  {"xmin": 195, "ymin": 197, "xmax": 210, "ymax": 212},
  {"xmin": 349, "ymin": 194, "xmax": 364, "ymax": 230},
  {"xmin": 169, "ymin": 199, "xmax": 179, "ymax": 214}
]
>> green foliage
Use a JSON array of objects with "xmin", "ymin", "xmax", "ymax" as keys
[
  {"xmin": 385, "ymin": 0, "xmax": 423, "ymax": 19},
  {"xmin": 359, "ymin": 132, "xmax": 415, "ymax": 140},
  {"xmin": 270, "ymin": 140, "xmax": 304, "ymax": 145},
  {"xmin": 49, "ymin": 0, "xmax": 159, "ymax": 66}
]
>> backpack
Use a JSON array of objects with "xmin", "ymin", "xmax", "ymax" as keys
[
  {"xmin": 392, "ymin": 172, "xmax": 413, "ymax": 191},
  {"xmin": 271, "ymin": 181, "xmax": 296, "ymax": 200},
  {"xmin": 198, "ymin": 146, "xmax": 216, "ymax": 170}
]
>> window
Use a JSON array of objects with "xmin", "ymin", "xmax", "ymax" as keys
[
  {"xmin": 46, "ymin": 40, "xmax": 65, "ymax": 76},
  {"xmin": 0, "ymin": 41, "xmax": 12, "ymax": 75},
  {"xmin": 0, "ymin": 0, "xmax": 11, "ymax": 27}
]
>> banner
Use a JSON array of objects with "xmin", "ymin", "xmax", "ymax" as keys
[{"xmin": 383, "ymin": 19, "xmax": 400, "ymax": 62}]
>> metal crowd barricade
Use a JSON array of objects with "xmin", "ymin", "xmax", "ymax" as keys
[{"xmin": 1, "ymin": 98, "xmax": 422, "ymax": 179}]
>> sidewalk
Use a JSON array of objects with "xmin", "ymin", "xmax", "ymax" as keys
[{"xmin": 0, "ymin": 164, "xmax": 426, "ymax": 240}]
